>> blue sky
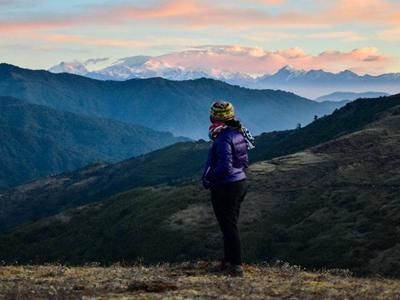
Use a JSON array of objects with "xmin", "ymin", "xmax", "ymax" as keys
[{"xmin": 0, "ymin": 0, "xmax": 399, "ymax": 74}]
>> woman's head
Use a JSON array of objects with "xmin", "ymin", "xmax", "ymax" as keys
[{"xmin": 210, "ymin": 100, "xmax": 235, "ymax": 123}]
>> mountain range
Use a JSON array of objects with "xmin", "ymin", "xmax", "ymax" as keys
[
  {"xmin": 49, "ymin": 53, "xmax": 400, "ymax": 99},
  {"xmin": 0, "ymin": 63, "xmax": 344, "ymax": 140},
  {"xmin": 254, "ymin": 66, "xmax": 400, "ymax": 99},
  {"xmin": 1, "ymin": 94, "xmax": 399, "ymax": 277},
  {"xmin": 0, "ymin": 96, "xmax": 187, "ymax": 189}
]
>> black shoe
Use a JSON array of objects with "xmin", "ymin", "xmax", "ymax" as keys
[
  {"xmin": 209, "ymin": 259, "xmax": 230, "ymax": 273},
  {"xmin": 227, "ymin": 265, "xmax": 244, "ymax": 277}
]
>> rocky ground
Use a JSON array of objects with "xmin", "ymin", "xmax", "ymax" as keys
[{"xmin": 1, "ymin": 262, "xmax": 400, "ymax": 299}]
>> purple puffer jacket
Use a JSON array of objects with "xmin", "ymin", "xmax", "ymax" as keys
[{"xmin": 202, "ymin": 127, "xmax": 248, "ymax": 189}]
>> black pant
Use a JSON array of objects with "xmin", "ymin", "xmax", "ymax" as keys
[{"xmin": 211, "ymin": 179, "xmax": 247, "ymax": 265}]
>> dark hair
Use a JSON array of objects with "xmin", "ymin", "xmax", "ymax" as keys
[{"xmin": 224, "ymin": 119, "xmax": 242, "ymax": 129}]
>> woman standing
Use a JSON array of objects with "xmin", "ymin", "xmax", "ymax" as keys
[{"xmin": 202, "ymin": 101, "xmax": 255, "ymax": 277}]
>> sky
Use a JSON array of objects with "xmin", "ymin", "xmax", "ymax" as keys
[{"xmin": 0, "ymin": 0, "xmax": 399, "ymax": 74}]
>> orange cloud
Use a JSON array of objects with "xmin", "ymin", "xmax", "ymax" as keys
[
  {"xmin": 0, "ymin": 20, "xmax": 70, "ymax": 32},
  {"xmin": 242, "ymin": 0, "xmax": 284, "ymax": 4},
  {"xmin": 37, "ymin": 34, "xmax": 149, "ymax": 49},
  {"xmin": 307, "ymin": 31, "xmax": 365, "ymax": 42},
  {"xmin": 98, "ymin": 0, "xmax": 400, "ymax": 29},
  {"xmin": 327, "ymin": 0, "xmax": 400, "ymax": 25},
  {"xmin": 246, "ymin": 30, "xmax": 365, "ymax": 43},
  {"xmin": 21, "ymin": 32, "xmax": 208, "ymax": 51},
  {"xmin": 0, "ymin": 0, "xmax": 399, "ymax": 33},
  {"xmin": 377, "ymin": 27, "xmax": 400, "ymax": 42},
  {"xmin": 246, "ymin": 31, "xmax": 299, "ymax": 42}
]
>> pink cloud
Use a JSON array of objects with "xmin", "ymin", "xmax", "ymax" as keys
[
  {"xmin": 327, "ymin": 0, "xmax": 400, "ymax": 25},
  {"xmin": 377, "ymin": 27, "xmax": 400, "ymax": 42},
  {"xmin": 307, "ymin": 31, "xmax": 365, "ymax": 42},
  {"xmin": 148, "ymin": 45, "xmax": 390, "ymax": 75},
  {"xmin": 251, "ymin": 0, "xmax": 284, "ymax": 4},
  {"xmin": 92, "ymin": 0, "xmax": 400, "ymax": 29},
  {"xmin": 1, "ymin": 0, "xmax": 399, "ymax": 33},
  {"xmin": 20, "ymin": 32, "xmax": 208, "ymax": 51},
  {"xmin": 37, "ymin": 34, "xmax": 149, "ymax": 49}
]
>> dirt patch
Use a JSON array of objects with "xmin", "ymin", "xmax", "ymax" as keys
[{"xmin": 127, "ymin": 279, "xmax": 178, "ymax": 292}]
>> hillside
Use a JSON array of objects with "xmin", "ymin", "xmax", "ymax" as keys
[
  {"xmin": 0, "ymin": 94, "xmax": 398, "ymax": 233},
  {"xmin": 1, "ymin": 95, "xmax": 399, "ymax": 276},
  {"xmin": 0, "ymin": 63, "xmax": 344, "ymax": 139},
  {"xmin": 1, "ymin": 263, "xmax": 400, "ymax": 299},
  {"xmin": 0, "ymin": 141, "xmax": 208, "ymax": 232},
  {"xmin": 0, "ymin": 96, "xmax": 187, "ymax": 188}
]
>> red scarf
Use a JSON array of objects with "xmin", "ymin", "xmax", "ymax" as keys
[{"xmin": 208, "ymin": 122, "xmax": 227, "ymax": 140}]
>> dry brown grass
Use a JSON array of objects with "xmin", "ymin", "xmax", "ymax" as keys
[{"xmin": 1, "ymin": 262, "xmax": 400, "ymax": 299}]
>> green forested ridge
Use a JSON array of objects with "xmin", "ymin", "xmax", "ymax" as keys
[{"xmin": 0, "ymin": 96, "xmax": 187, "ymax": 188}]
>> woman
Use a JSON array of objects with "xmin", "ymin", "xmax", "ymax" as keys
[{"xmin": 202, "ymin": 100, "xmax": 255, "ymax": 277}]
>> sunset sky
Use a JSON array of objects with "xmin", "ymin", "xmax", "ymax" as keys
[{"xmin": 1, "ymin": 0, "xmax": 399, "ymax": 74}]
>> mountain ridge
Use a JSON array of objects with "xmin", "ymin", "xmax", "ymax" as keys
[
  {"xmin": 0, "ymin": 96, "xmax": 187, "ymax": 188},
  {"xmin": 0, "ymin": 63, "xmax": 344, "ymax": 139}
]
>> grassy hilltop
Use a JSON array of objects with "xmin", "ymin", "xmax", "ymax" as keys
[{"xmin": 1, "ymin": 263, "xmax": 400, "ymax": 299}]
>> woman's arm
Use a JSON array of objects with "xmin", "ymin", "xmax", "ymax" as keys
[
  {"xmin": 206, "ymin": 136, "xmax": 233, "ymax": 182},
  {"xmin": 202, "ymin": 148, "xmax": 213, "ymax": 189}
]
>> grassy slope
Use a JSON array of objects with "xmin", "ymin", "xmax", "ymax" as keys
[
  {"xmin": 250, "ymin": 94, "xmax": 400, "ymax": 162},
  {"xmin": 0, "ymin": 141, "xmax": 208, "ymax": 232},
  {"xmin": 1, "ymin": 96, "xmax": 400, "ymax": 276},
  {"xmin": 1, "ymin": 264, "xmax": 400, "ymax": 299},
  {"xmin": 0, "ymin": 96, "xmax": 187, "ymax": 188}
]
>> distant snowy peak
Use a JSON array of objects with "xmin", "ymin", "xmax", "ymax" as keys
[
  {"xmin": 49, "ymin": 61, "xmax": 88, "ymax": 75},
  {"xmin": 271, "ymin": 65, "xmax": 307, "ymax": 80},
  {"xmin": 49, "ymin": 57, "xmax": 111, "ymax": 76},
  {"xmin": 337, "ymin": 69, "xmax": 359, "ymax": 79},
  {"xmin": 265, "ymin": 67, "xmax": 361, "ymax": 81}
]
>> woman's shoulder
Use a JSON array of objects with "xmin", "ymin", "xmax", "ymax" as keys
[{"xmin": 217, "ymin": 127, "xmax": 243, "ymax": 142}]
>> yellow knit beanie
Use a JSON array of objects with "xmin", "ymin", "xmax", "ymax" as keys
[{"xmin": 210, "ymin": 100, "xmax": 235, "ymax": 123}]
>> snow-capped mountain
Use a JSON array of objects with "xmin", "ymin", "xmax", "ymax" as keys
[
  {"xmin": 49, "ymin": 50, "xmax": 400, "ymax": 98},
  {"xmin": 259, "ymin": 65, "xmax": 307, "ymax": 81},
  {"xmin": 49, "ymin": 61, "xmax": 88, "ymax": 75}
]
